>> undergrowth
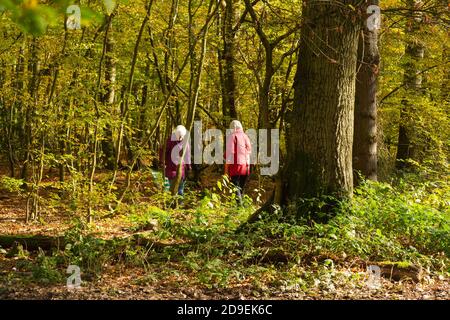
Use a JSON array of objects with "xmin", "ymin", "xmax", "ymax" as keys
[{"xmin": 4, "ymin": 171, "xmax": 449, "ymax": 290}]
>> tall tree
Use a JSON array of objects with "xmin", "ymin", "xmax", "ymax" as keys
[
  {"xmin": 353, "ymin": 0, "xmax": 380, "ymax": 182},
  {"xmin": 219, "ymin": 0, "xmax": 238, "ymax": 124},
  {"xmin": 284, "ymin": 0, "xmax": 362, "ymax": 209},
  {"xmin": 440, "ymin": 36, "xmax": 449, "ymax": 102},
  {"xmin": 243, "ymin": 0, "xmax": 299, "ymax": 131},
  {"xmin": 21, "ymin": 36, "xmax": 40, "ymax": 181},
  {"xmin": 396, "ymin": 0, "xmax": 425, "ymax": 168},
  {"xmin": 101, "ymin": 13, "xmax": 117, "ymax": 170}
]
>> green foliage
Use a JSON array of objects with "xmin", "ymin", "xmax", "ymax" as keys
[
  {"xmin": 9, "ymin": 247, "xmax": 64, "ymax": 285},
  {"xmin": 124, "ymin": 246, "xmax": 151, "ymax": 269},
  {"xmin": 379, "ymin": 1, "xmax": 449, "ymax": 175},
  {"xmin": 161, "ymin": 176, "xmax": 449, "ymax": 287},
  {"xmin": 126, "ymin": 205, "xmax": 168, "ymax": 234},
  {"xmin": 310, "ymin": 179, "xmax": 449, "ymax": 266},
  {"xmin": 116, "ymin": 174, "xmax": 448, "ymax": 288},
  {"xmin": 0, "ymin": 0, "xmax": 57, "ymax": 35},
  {"xmin": 31, "ymin": 249, "xmax": 64, "ymax": 284},
  {"xmin": 0, "ymin": 176, "xmax": 24, "ymax": 193},
  {"xmin": 62, "ymin": 220, "xmax": 112, "ymax": 276},
  {"xmin": 0, "ymin": 0, "xmax": 112, "ymax": 35},
  {"xmin": 4, "ymin": 173, "xmax": 448, "ymax": 291}
]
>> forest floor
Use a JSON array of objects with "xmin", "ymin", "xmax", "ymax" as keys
[
  {"xmin": 0, "ymin": 165, "xmax": 449, "ymax": 300},
  {"xmin": 1, "ymin": 262, "xmax": 449, "ymax": 300}
]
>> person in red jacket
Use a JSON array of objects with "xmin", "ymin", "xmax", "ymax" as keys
[
  {"xmin": 160, "ymin": 125, "xmax": 191, "ymax": 196},
  {"xmin": 224, "ymin": 120, "xmax": 252, "ymax": 205}
]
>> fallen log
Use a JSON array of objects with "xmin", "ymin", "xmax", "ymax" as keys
[
  {"xmin": 0, "ymin": 233, "xmax": 191, "ymax": 253},
  {"xmin": 368, "ymin": 261, "xmax": 424, "ymax": 282},
  {"xmin": 0, "ymin": 235, "xmax": 66, "ymax": 251}
]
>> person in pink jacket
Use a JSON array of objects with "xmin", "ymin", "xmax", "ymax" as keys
[{"xmin": 225, "ymin": 120, "xmax": 252, "ymax": 205}]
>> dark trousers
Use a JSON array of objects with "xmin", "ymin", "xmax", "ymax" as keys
[{"xmin": 231, "ymin": 175, "xmax": 248, "ymax": 205}]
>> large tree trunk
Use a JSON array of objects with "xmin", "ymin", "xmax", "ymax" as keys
[
  {"xmin": 396, "ymin": 0, "xmax": 425, "ymax": 168},
  {"xmin": 284, "ymin": 0, "xmax": 361, "ymax": 207},
  {"xmin": 353, "ymin": 0, "xmax": 380, "ymax": 182}
]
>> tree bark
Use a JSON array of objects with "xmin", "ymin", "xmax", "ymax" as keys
[
  {"xmin": 353, "ymin": 0, "xmax": 380, "ymax": 182},
  {"xmin": 21, "ymin": 37, "xmax": 40, "ymax": 181},
  {"xmin": 284, "ymin": 0, "xmax": 361, "ymax": 208},
  {"xmin": 101, "ymin": 14, "xmax": 117, "ymax": 170},
  {"xmin": 220, "ymin": 0, "xmax": 238, "ymax": 123}
]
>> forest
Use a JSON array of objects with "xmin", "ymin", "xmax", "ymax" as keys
[{"xmin": 0, "ymin": 0, "xmax": 448, "ymax": 300}]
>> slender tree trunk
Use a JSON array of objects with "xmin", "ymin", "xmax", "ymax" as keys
[
  {"xmin": 101, "ymin": 14, "xmax": 117, "ymax": 170},
  {"xmin": 396, "ymin": 0, "xmax": 425, "ymax": 168},
  {"xmin": 13, "ymin": 42, "xmax": 26, "ymax": 179},
  {"xmin": 88, "ymin": 13, "xmax": 115, "ymax": 223},
  {"xmin": 353, "ymin": 0, "xmax": 380, "ymax": 182},
  {"xmin": 242, "ymin": 0, "xmax": 299, "ymax": 157},
  {"xmin": 284, "ymin": 0, "xmax": 361, "ymax": 209},
  {"xmin": 135, "ymin": 60, "xmax": 150, "ymax": 169},
  {"xmin": 171, "ymin": 0, "xmax": 214, "ymax": 196},
  {"xmin": 440, "ymin": 36, "xmax": 449, "ymax": 101},
  {"xmin": 220, "ymin": 0, "xmax": 238, "ymax": 123},
  {"xmin": 52, "ymin": 22, "xmax": 70, "ymax": 183},
  {"xmin": 116, "ymin": 0, "xmax": 152, "ymax": 174},
  {"xmin": 258, "ymin": 50, "xmax": 273, "ymax": 131},
  {"xmin": 242, "ymin": 0, "xmax": 273, "ymax": 131},
  {"xmin": 22, "ymin": 37, "xmax": 40, "ymax": 181}
]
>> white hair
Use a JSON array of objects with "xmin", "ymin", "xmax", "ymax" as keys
[
  {"xmin": 174, "ymin": 125, "xmax": 187, "ymax": 140},
  {"xmin": 230, "ymin": 120, "xmax": 243, "ymax": 130}
]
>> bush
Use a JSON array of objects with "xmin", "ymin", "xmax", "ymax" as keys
[
  {"xmin": 0, "ymin": 176, "xmax": 24, "ymax": 193},
  {"xmin": 292, "ymin": 178, "xmax": 449, "ymax": 269},
  {"xmin": 31, "ymin": 249, "xmax": 64, "ymax": 284}
]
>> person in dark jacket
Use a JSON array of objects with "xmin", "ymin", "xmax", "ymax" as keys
[
  {"xmin": 160, "ymin": 125, "xmax": 191, "ymax": 196},
  {"xmin": 224, "ymin": 120, "xmax": 252, "ymax": 205}
]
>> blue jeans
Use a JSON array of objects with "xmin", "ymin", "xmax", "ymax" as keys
[{"xmin": 169, "ymin": 178, "xmax": 186, "ymax": 196}]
